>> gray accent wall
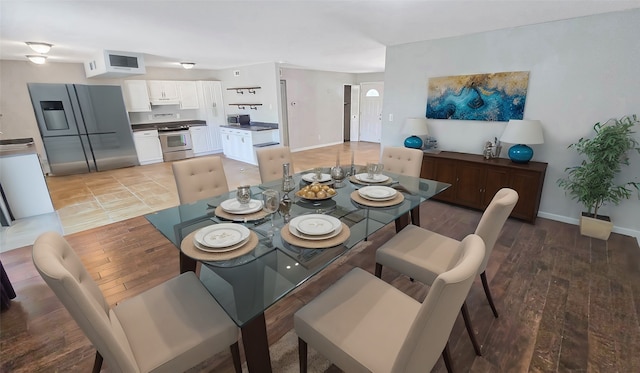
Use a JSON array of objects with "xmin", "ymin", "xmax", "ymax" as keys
[{"xmin": 382, "ymin": 9, "xmax": 640, "ymax": 239}]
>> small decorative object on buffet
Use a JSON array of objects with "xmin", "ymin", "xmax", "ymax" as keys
[
  {"xmin": 483, "ymin": 137, "xmax": 502, "ymax": 159},
  {"xmin": 296, "ymin": 182, "xmax": 337, "ymax": 200}
]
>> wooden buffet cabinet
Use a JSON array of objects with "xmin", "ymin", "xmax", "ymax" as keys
[{"xmin": 420, "ymin": 151, "xmax": 547, "ymax": 223}]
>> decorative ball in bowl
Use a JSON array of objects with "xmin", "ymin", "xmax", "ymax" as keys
[{"xmin": 296, "ymin": 182, "xmax": 337, "ymax": 200}]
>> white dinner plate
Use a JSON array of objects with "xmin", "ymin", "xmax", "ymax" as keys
[
  {"xmin": 194, "ymin": 223, "xmax": 250, "ymax": 248},
  {"xmin": 302, "ymin": 173, "xmax": 332, "ymax": 183},
  {"xmin": 355, "ymin": 173, "xmax": 390, "ymax": 183},
  {"xmin": 358, "ymin": 186, "xmax": 397, "ymax": 201},
  {"xmin": 290, "ymin": 214, "xmax": 341, "ymax": 236},
  {"xmin": 289, "ymin": 220, "xmax": 343, "ymax": 241},
  {"xmin": 194, "ymin": 236, "xmax": 250, "ymax": 253},
  {"xmin": 220, "ymin": 199, "xmax": 263, "ymax": 214}
]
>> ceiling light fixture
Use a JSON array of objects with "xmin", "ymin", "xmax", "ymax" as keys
[
  {"xmin": 180, "ymin": 62, "xmax": 195, "ymax": 69},
  {"xmin": 27, "ymin": 55, "xmax": 48, "ymax": 64},
  {"xmin": 26, "ymin": 42, "xmax": 53, "ymax": 54}
]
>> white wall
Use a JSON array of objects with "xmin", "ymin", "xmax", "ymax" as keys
[
  {"xmin": 382, "ymin": 9, "xmax": 640, "ymax": 239},
  {"xmin": 280, "ymin": 68, "xmax": 357, "ymax": 151},
  {"xmin": 216, "ymin": 62, "xmax": 281, "ymax": 123}
]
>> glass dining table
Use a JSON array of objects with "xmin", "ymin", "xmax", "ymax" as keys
[{"xmin": 145, "ymin": 168, "xmax": 450, "ymax": 372}]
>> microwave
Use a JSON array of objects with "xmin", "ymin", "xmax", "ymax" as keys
[{"xmin": 227, "ymin": 114, "xmax": 250, "ymax": 125}]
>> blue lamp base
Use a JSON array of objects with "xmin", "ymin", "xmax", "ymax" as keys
[
  {"xmin": 508, "ymin": 144, "xmax": 534, "ymax": 163},
  {"xmin": 404, "ymin": 135, "xmax": 423, "ymax": 149}
]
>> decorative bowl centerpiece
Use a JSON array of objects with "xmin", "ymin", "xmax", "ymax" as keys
[{"xmin": 296, "ymin": 182, "xmax": 337, "ymax": 201}]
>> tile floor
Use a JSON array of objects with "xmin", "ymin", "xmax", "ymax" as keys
[{"xmin": 0, "ymin": 142, "xmax": 381, "ymax": 252}]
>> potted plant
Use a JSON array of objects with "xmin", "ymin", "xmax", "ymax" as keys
[{"xmin": 557, "ymin": 114, "xmax": 640, "ymax": 240}]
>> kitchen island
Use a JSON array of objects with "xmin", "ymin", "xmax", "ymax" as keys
[
  {"xmin": 219, "ymin": 123, "xmax": 279, "ymax": 165},
  {"xmin": 0, "ymin": 138, "xmax": 54, "ymax": 222}
]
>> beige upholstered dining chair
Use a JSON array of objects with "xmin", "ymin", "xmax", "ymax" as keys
[
  {"xmin": 381, "ymin": 146, "xmax": 424, "ymax": 229},
  {"xmin": 256, "ymin": 146, "xmax": 294, "ymax": 183},
  {"xmin": 380, "ymin": 146, "xmax": 423, "ymax": 177},
  {"xmin": 32, "ymin": 231, "xmax": 242, "ymax": 373},
  {"xmin": 295, "ymin": 234, "xmax": 485, "ymax": 373},
  {"xmin": 172, "ymin": 155, "xmax": 229, "ymax": 204},
  {"xmin": 375, "ymin": 188, "xmax": 519, "ymax": 356}
]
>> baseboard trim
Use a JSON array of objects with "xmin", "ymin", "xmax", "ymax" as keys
[
  {"xmin": 538, "ymin": 211, "xmax": 640, "ymax": 245},
  {"xmin": 292, "ymin": 141, "xmax": 344, "ymax": 153}
]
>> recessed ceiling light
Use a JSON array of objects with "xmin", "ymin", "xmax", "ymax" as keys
[
  {"xmin": 27, "ymin": 55, "xmax": 47, "ymax": 64},
  {"xmin": 180, "ymin": 62, "xmax": 195, "ymax": 69},
  {"xmin": 26, "ymin": 42, "xmax": 53, "ymax": 54}
]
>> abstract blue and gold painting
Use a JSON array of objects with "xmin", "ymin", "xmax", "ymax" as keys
[{"xmin": 426, "ymin": 71, "xmax": 529, "ymax": 121}]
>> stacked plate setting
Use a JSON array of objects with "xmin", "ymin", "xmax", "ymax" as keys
[
  {"xmin": 357, "ymin": 185, "xmax": 397, "ymax": 201},
  {"xmin": 354, "ymin": 173, "xmax": 390, "ymax": 183},
  {"xmin": 220, "ymin": 198, "xmax": 263, "ymax": 214},
  {"xmin": 288, "ymin": 214, "xmax": 342, "ymax": 241},
  {"xmin": 193, "ymin": 223, "xmax": 251, "ymax": 252},
  {"xmin": 302, "ymin": 173, "xmax": 332, "ymax": 183}
]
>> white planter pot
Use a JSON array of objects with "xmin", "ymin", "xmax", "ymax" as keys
[{"xmin": 580, "ymin": 215, "xmax": 613, "ymax": 241}]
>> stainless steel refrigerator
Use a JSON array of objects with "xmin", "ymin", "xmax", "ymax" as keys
[{"xmin": 28, "ymin": 83, "xmax": 138, "ymax": 176}]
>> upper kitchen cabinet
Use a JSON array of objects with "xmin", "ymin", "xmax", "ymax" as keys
[
  {"xmin": 147, "ymin": 80, "xmax": 179, "ymax": 105},
  {"xmin": 122, "ymin": 80, "xmax": 151, "ymax": 112},
  {"xmin": 176, "ymin": 81, "xmax": 200, "ymax": 110}
]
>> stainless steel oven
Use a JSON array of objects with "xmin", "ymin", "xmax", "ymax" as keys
[{"xmin": 158, "ymin": 128, "xmax": 193, "ymax": 161}]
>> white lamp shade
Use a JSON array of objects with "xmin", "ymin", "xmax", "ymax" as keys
[
  {"xmin": 500, "ymin": 119, "xmax": 544, "ymax": 144},
  {"xmin": 402, "ymin": 117, "xmax": 430, "ymax": 136}
]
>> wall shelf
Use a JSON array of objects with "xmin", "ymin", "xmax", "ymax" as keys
[
  {"xmin": 228, "ymin": 103, "xmax": 262, "ymax": 110},
  {"xmin": 227, "ymin": 86, "xmax": 261, "ymax": 94}
]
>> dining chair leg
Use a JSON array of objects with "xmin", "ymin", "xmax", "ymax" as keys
[
  {"xmin": 298, "ymin": 337, "xmax": 308, "ymax": 373},
  {"xmin": 442, "ymin": 341, "xmax": 454, "ymax": 373},
  {"xmin": 230, "ymin": 342, "xmax": 242, "ymax": 373},
  {"xmin": 461, "ymin": 301, "xmax": 482, "ymax": 356},
  {"xmin": 480, "ymin": 271, "xmax": 499, "ymax": 318},
  {"xmin": 91, "ymin": 351, "xmax": 103, "ymax": 373},
  {"xmin": 375, "ymin": 263, "xmax": 383, "ymax": 278}
]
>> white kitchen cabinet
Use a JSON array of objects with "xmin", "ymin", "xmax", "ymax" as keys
[
  {"xmin": 0, "ymin": 152, "xmax": 54, "ymax": 219},
  {"xmin": 220, "ymin": 127, "xmax": 279, "ymax": 165},
  {"xmin": 122, "ymin": 80, "xmax": 151, "ymax": 112},
  {"xmin": 196, "ymin": 81, "xmax": 225, "ymax": 152},
  {"xmin": 189, "ymin": 126, "xmax": 213, "ymax": 155},
  {"xmin": 177, "ymin": 81, "xmax": 200, "ymax": 109},
  {"xmin": 147, "ymin": 81, "xmax": 179, "ymax": 105},
  {"xmin": 133, "ymin": 130, "xmax": 163, "ymax": 165}
]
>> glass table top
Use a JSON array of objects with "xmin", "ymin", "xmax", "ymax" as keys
[{"xmin": 145, "ymin": 169, "xmax": 449, "ymax": 326}]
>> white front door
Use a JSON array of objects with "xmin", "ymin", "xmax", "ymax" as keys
[{"xmin": 359, "ymin": 82, "xmax": 383, "ymax": 143}]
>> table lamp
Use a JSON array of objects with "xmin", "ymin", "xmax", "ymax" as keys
[
  {"xmin": 500, "ymin": 119, "xmax": 544, "ymax": 163},
  {"xmin": 403, "ymin": 117, "xmax": 429, "ymax": 149}
]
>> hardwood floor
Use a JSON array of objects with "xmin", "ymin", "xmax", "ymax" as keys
[{"xmin": 1, "ymin": 142, "xmax": 639, "ymax": 372}]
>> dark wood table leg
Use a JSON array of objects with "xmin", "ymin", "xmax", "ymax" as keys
[
  {"xmin": 394, "ymin": 212, "xmax": 410, "ymax": 233},
  {"xmin": 179, "ymin": 251, "xmax": 197, "ymax": 274},
  {"xmin": 410, "ymin": 205, "xmax": 420, "ymax": 227},
  {"xmin": 241, "ymin": 313, "xmax": 272, "ymax": 372}
]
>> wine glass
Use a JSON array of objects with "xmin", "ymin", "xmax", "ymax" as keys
[{"xmin": 262, "ymin": 189, "xmax": 280, "ymax": 236}]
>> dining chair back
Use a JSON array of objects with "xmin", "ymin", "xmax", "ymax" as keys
[
  {"xmin": 475, "ymin": 188, "xmax": 519, "ymax": 274},
  {"xmin": 33, "ymin": 231, "xmax": 241, "ymax": 373},
  {"xmin": 392, "ymin": 234, "xmax": 486, "ymax": 372},
  {"xmin": 256, "ymin": 146, "xmax": 294, "ymax": 183},
  {"xmin": 172, "ymin": 155, "xmax": 229, "ymax": 204},
  {"xmin": 294, "ymin": 234, "xmax": 485, "ymax": 373},
  {"xmin": 381, "ymin": 146, "xmax": 423, "ymax": 177}
]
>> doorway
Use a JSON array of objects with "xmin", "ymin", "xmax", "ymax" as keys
[
  {"xmin": 279, "ymin": 80, "xmax": 290, "ymax": 147},
  {"xmin": 343, "ymin": 85, "xmax": 351, "ymax": 141},
  {"xmin": 358, "ymin": 82, "xmax": 384, "ymax": 143}
]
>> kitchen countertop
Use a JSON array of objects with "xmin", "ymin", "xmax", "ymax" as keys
[
  {"xmin": 220, "ymin": 122, "xmax": 279, "ymax": 131},
  {"xmin": 0, "ymin": 138, "xmax": 38, "ymax": 157},
  {"xmin": 131, "ymin": 120, "xmax": 206, "ymax": 131}
]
